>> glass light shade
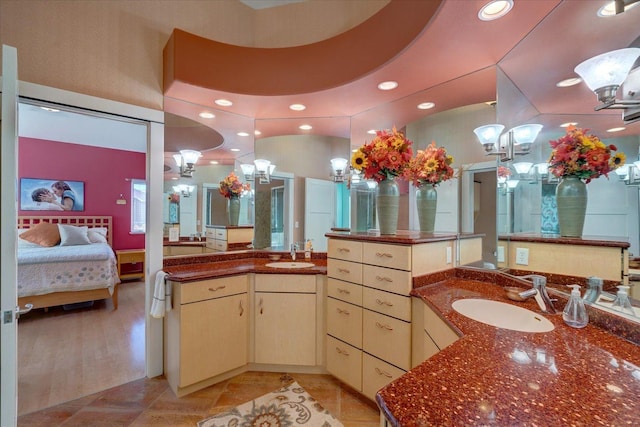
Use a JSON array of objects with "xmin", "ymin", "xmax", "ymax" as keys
[
  {"xmin": 173, "ymin": 154, "xmax": 182, "ymax": 166},
  {"xmin": 634, "ymin": 160, "xmax": 640, "ymax": 169},
  {"xmin": 535, "ymin": 163, "xmax": 549, "ymax": 175},
  {"xmin": 615, "ymin": 166, "xmax": 629, "ymax": 179},
  {"xmin": 513, "ymin": 162, "xmax": 533, "ymax": 175},
  {"xmin": 473, "ymin": 124, "xmax": 505, "ymax": 144},
  {"xmin": 330, "ymin": 158, "xmax": 348, "ymax": 174},
  {"xmin": 511, "ymin": 124, "xmax": 543, "ymax": 144},
  {"xmin": 254, "ymin": 159, "xmax": 271, "ymax": 173},
  {"xmin": 179, "ymin": 149, "xmax": 201, "ymax": 165},
  {"xmin": 269, "ymin": 164, "xmax": 276, "ymax": 175},
  {"xmin": 240, "ymin": 163, "xmax": 255, "ymax": 176},
  {"xmin": 574, "ymin": 48, "xmax": 640, "ymax": 99},
  {"xmin": 506, "ymin": 179, "xmax": 519, "ymax": 189}
]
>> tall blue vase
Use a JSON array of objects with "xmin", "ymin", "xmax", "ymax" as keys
[{"xmin": 376, "ymin": 177, "xmax": 399, "ymax": 235}]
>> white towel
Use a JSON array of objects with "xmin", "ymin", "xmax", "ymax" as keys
[{"xmin": 150, "ymin": 271, "xmax": 171, "ymax": 318}]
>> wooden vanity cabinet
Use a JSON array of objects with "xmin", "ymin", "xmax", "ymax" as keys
[
  {"xmin": 411, "ymin": 297, "xmax": 459, "ymax": 366},
  {"xmin": 165, "ymin": 275, "xmax": 248, "ymax": 396},
  {"xmin": 253, "ymin": 274, "xmax": 317, "ymax": 366}
]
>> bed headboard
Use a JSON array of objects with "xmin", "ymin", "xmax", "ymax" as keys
[{"xmin": 17, "ymin": 216, "xmax": 113, "ymax": 246}]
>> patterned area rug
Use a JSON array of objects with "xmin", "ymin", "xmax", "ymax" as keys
[{"xmin": 197, "ymin": 381, "xmax": 344, "ymax": 427}]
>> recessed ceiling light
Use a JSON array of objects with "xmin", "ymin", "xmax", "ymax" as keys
[
  {"xmin": 289, "ymin": 104, "xmax": 306, "ymax": 111},
  {"xmin": 254, "ymin": 130, "xmax": 262, "ymax": 136},
  {"xmin": 560, "ymin": 122, "xmax": 578, "ymax": 127},
  {"xmin": 237, "ymin": 131, "xmax": 250, "ymax": 137},
  {"xmin": 417, "ymin": 102, "xmax": 435, "ymax": 110},
  {"xmin": 598, "ymin": 1, "xmax": 638, "ymax": 17},
  {"xmin": 478, "ymin": 0, "xmax": 513, "ymax": 21},
  {"xmin": 607, "ymin": 127, "xmax": 625, "ymax": 133},
  {"xmin": 230, "ymin": 148, "xmax": 240, "ymax": 152},
  {"xmin": 199, "ymin": 111, "xmax": 215, "ymax": 119},
  {"xmin": 377, "ymin": 81, "xmax": 398, "ymax": 91},
  {"xmin": 367, "ymin": 129, "xmax": 377, "ymax": 135},
  {"xmin": 352, "ymin": 148, "xmax": 358, "ymax": 153},
  {"xmin": 171, "ymin": 177, "xmax": 178, "ymax": 180},
  {"xmin": 40, "ymin": 106, "xmax": 60, "ymax": 112},
  {"xmin": 209, "ymin": 160, "xmax": 219, "ymax": 164},
  {"xmin": 214, "ymin": 99, "xmax": 233, "ymax": 107},
  {"xmin": 299, "ymin": 124, "xmax": 312, "ymax": 130},
  {"xmin": 556, "ymin": 77, "xmax": 582, "ymax": 88}
]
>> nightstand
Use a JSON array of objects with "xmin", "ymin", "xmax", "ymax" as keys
[{"xmin": 116, "ymin": 249, "xmax": 145, "ymax": 281}]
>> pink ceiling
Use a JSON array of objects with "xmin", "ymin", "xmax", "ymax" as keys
[{"xmin": 162, "ymin": 0, "xmax": 640, "ymax": 169}]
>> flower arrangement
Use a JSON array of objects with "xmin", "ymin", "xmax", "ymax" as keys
[
  {"xmin": 548, "ymin": 126, "xmax": 626, "ymax": 183},
  {"xmin": 403, "ymin": 141, "xmax": 455, "ymax": 187},
  {"xmin": 219, "ymin": 172, "xmax": 249, "ymax": 199},
  {"xmin": 168, "ymin": 192, "xmax": 180, "ymax": 203},
  {"xmin": 350, "ymin": 126, "xmax": 413, "ymax": 183}
]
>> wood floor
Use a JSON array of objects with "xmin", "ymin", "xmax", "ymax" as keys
[
  {"xmin": 18, "ymin": 280, "xmax": 146, "ymax": 415},
  {"xmin": 17, "ymin": 371, "xmax": 380, "ymax": 426}
]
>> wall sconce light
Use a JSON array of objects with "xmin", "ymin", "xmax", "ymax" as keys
[
  {"xmin": 254, "ymin": 159, "xmax": 276, "ymax": 184},
  {"xmin": 473, "ymin": 124, "xmax": 543, "ymax": 161},
  {"xmin": 574, "ymin": 48, "xmax": 640, "ymax": 120},
  {"xmin": 240, "ymin": 163, "xmax": 255, "ymax": 181},
  {"xmin": 330, "ymin": 158, "xmax": 348, "ymax": 182},
  {"xmin": 173, "ymin": 149, "xmax": 202, "ymax": 178},
  {"xmin": 172, "ymin": 184, "xmax": 195, "ymax": 197},
  {"xmin": 616, "ymin": 161, "xmax": 640, "ymax": 185},
  {"xmin": 512, "ymin": 162, "xmax": 533, "ymax": 177}
]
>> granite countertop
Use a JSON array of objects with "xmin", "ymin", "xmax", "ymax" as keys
[
  {"xmin": 325, "ymin": 230, "xmax": 483, "ymax": 244},
  {"xmin": 499, "ymin": 233, "xmax": 630, "ymax": 248},
  {"xmin": 377, "ymin": 278, "xmax": 640, "ymax": 426}
]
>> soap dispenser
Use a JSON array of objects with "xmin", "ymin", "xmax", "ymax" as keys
[
  {"xmin": 563, "ymin": 285, "xmax": 588, "ymax": 328},
  {"xmin": 583, "ymin": 276, "xmax": 603, "ymax": 303},
  {"xmin": 612, "ymin": 285, "xmax": 635, "ymax": 316}
]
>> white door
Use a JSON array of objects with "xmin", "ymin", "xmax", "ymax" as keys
[
  {"xmin": 304, "ymin": 178, "xmax": 335, "ymax": 252},
  {"xmin": 1, "ymin": 44, "xmax": 20, "ymax": 427}
]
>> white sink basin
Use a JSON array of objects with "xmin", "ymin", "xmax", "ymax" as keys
[
  {"xmin": 452, "ymin": 299, "xmax": 555, "ymax": 333},
  {"xmin": 265, "ymin": 262, "xmax": 315, "ymax": 269}
]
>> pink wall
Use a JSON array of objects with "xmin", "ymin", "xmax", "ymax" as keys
[{"xmin": 19, "ymin": 137, "xmax": 146, "ymax": 250}]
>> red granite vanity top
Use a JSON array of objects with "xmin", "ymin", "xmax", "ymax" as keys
[{"xmin": 376, "ymin": 278, "xmax": 640, "ymax": 426}]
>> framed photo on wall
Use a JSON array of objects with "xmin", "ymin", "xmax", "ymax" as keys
[{"xmin": 20, "ymin": 178, "xmax": 85, "ymax": 211}]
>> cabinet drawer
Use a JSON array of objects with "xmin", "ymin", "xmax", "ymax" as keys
[
  {"xmin": 326, "ymin": 335, "xmax": 362, "ymax": 392},
  {"xmin": 362, "ymin": 242, "xmax": 411, "ymax": 271},
  {"xmin": 213, "ymin": 240, "xmax": 227, "ymax": 251},
  {"xmin": 328, "ymin": 239, "xmax": 362, "ymax": 263},
  {"xmin": 214, "ymin": 228, "xmax": 227, "ymax": 240},
  {"xmin": 423, "ymin": 302, "xmax": 459, "ymax": 350},
  {"xmin": 363, "ymin": 265, "xmax": 412, "ymax": 295},
  {"xmin": 363, "ymin": 310, "xmax": 411, "ymax": 370},
  {"xmin": 180, "ymin": 275, "xmax": 248, "ymax": 304},
  {"xmin": 255, "ymin": 274, "xmax": 316, "ymax": 293},
  {"xmin": 362, "ymin": 353, "xmax": 406, "ymax": 401},
  {"xmin": 327, "ymin": 278, "xmax": 362, "ymax": 306},
  {"xmin": 205, "ymin": 229, "xmax": 216, "ymax": 239},
  {"xmin": 327, "ymin": 259, "xmax": 362, "ymax": 284},
  {"xmin": 362, "ymin": 287, "xmax": 411, "ymax": 321},
  {"xmin": 327, "ymin": 298, "xmax": 362, "ymax": 348}
]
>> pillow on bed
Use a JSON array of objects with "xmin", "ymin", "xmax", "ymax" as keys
[
  {"xmin": 88, "ymin": 227, "xmax": 108, "ymax": 244},
  {"xmin": 58, "ymin": 224, "xmax": 91, "ymax": 246},
  {"xmin": 18, "ymin": 222, "xmax": 61, "ymax": 247},
  {"xmin": 17, "ymin": 229, "xmax": 44, "ymax": 248}
]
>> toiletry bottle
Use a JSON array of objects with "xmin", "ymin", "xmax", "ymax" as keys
[
  {"xmin": 304, "ymin": 239, "xmax": 312, "ymax": 260},
  {"xmin": 583, "ymin": 276, "xmax": 603, "ymax": 303},
  {"xmin": 612, "ymin": 285, "xmax": 635, "ymax": 316},
  {"xmin": 563, "ymin": 285, "xmax": 588, "ymax": 328}
]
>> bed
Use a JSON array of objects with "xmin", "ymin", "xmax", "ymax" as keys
[{"xmin": 17, "ymin": 216, "xmax": 120, "ymax": 310}]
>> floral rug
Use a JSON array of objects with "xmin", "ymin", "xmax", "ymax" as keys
[{"xmin": 197, "ymin": 381, "xmax": 344, "ymax": 427}]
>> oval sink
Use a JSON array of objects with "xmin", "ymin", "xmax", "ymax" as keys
[
  {"xmin": 265, "ymin": 262, "xmax": 315, "ymax": 269},
  {"xmin": 452, "ymin": 299, "xmax": 555, "ymax": 333}
]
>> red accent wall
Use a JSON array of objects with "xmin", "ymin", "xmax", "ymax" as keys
[{"xmin": 19, "ymin": 137, "xmax": 146, "ymax": 250}]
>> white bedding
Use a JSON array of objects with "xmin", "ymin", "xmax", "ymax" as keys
[{"xmin": 17, "ymin": 243, "xmax": 120, "ymax": 298}]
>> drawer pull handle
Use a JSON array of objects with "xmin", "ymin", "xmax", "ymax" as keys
[
  {"xmin": 338, "ymin": 288, "xmax": 351, "ymax": 295},
  {"xmin": 336, "ymin": 308, "xmax": 351, "ymax": 315},
  {"xmin": 375, "ymin": 367, "xmax": 393, "ymax": 378},
  {"xmin": 375, "ymin": 299, "xmax": 393, "ymax": 307},
  {"xmin": 376, "ymin": 252, "xmax": 393, "ymax": 258},
  {"xmin": 375, "ymin": 321, "xmax": 393, "ymax": 331},
  {"xmin": 239, "ymin": 300, "xmax": 244, "ymax": 316},
  {"xmin": 208, "ymin": 285, "xmax": 226, "ymax": 292},
  {"xmin": 336, "ymin": 347, "xmax": 350, "ymax": 356},
  {"xmin": 259, "ymin": 298, "xmax": 263, "ymax": 315},
  {"xmin": 338, "ymin": 268, "xmax": 350, "ymax": 274},
  {"xmin": 338, "ymin": 248, "xmax": 351, "ymax": 253},
  {"xmin": 375, "ymin": 276, "xmax": 393, "ymax": 283}
]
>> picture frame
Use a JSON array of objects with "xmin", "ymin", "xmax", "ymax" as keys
[{"xmin": 20, "ymin": 178, "xmax": 85, "ymax": 211}]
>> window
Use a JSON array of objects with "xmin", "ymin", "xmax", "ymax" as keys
[{"xmin": 131, "ymin": 179, "xmax": 146, "ymax": 233}]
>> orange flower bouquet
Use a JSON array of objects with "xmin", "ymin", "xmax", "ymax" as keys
[
  {"xmin": 403, "ymin": 141, "xmax": 455, "ymax": 187},
  {"xmin": 548, "ymin": 126, "xmax": 625, "ymax": 183},
  {"xmin": 350, "ymin": 126, "xmax": 413, "ymax": 183},
  {"xmin": 219, "ymin": 172, "xmax": 249, "ymax": 199}
]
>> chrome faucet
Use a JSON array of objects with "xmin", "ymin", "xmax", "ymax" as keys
[
  {"xmin": 290, "ymin": 243, "xmax": 298, "ymax": 261},
  {"xmin": 518, "ymin": 274, "xmax": 557, "ymax": 314}
]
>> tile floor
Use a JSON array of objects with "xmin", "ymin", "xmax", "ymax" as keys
[{"xmin": 18, "ymin": 371, "xmax": 380, "ymax": 426}]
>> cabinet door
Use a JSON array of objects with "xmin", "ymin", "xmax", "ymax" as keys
[
  {"xmin": 255, "ymin": 292, "xmax": 316, "ymax": 366},
  {"xmin": 180, "ymin": 293, "xmax": 248, "ymax": 387}
]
